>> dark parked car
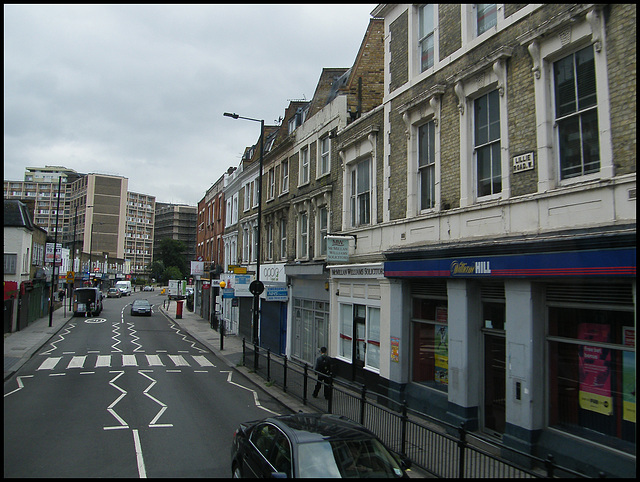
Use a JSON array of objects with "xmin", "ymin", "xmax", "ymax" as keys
[
  {"xmin": 231, "ymin": 413, "xmax": 410, "ymax": 478},
  {"xmin": 130, "ymin": 299, "xmax": 152, "ymax": 316}
]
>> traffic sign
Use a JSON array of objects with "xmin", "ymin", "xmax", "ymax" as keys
[{"xmin": 66, "ymin": 271, "xmax": 75, "ymax": 283}]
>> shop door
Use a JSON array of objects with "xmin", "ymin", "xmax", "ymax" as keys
[
  {"xmin": 352, "ymin": 305, "xmax": 366, "ymax": 382},
  {"xmin": 484, "ymin": 332, "xmax": 506, "ymax": 436}
]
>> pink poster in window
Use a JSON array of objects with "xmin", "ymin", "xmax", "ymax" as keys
[{"xmin": 578, "ymin": 323, "xmax": 612, "ymax": 415}]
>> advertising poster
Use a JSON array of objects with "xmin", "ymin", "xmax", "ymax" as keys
[
  {"xmin": 622, "ymin": 327, "xmax": 636, "ymax": 423},
  {"xmin": 434, "ymin": 324, "xmax": 448, "ymax": 385},
  {"xmin": 578, "ymin": 323, "xmax": 612, "ymax": 415},
  {"xmin": 390, "ymin": 337, "xmax": 399, "ymax": 363}
]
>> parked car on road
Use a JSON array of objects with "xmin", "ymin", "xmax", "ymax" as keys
[
  {"xmin": 231, "ymin": 413, "xmax": 410, "ymax": 478},
  {"xmin": 143, "ymin": 285, "xmax": 154, "ymax": 292},
  {"xmin": 107, "ymin": 287, "xmax": 122, "ymax": 298},
  {"xmin": 130, "ymin": 299, "xmax": 152, "ymax": 316}
]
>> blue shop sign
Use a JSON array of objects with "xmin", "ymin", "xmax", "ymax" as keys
[{"xmin": 385, "ymin": 248, "xmax": 636, "ymax": 279}]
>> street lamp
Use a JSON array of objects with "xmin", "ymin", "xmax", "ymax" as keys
[{"xmin": 224, "ymin": 112, "xmax": 264, "ymax": 346}]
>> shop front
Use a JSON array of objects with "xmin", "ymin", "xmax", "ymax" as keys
[
  {"xmin": 384, "ymin": 240, "xmax": 636, "ymax": 477},
  {"xmin": 286, "ymin": 262, "xmax": 329, "ymax": 365}
]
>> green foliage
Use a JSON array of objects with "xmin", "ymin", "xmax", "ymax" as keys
[
  {"xmin": 163, "ymin": 266, "xmax": 183, "ymax": 282},
  {"xmin": 158, "ymin": 239, "xmax": 188, "ymax": 278}
]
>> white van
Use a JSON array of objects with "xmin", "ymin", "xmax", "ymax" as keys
[{"xmin": 115, "ymin": 280, "xmax": 132, "ymax": 296}]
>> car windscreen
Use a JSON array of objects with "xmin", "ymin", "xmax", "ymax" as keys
[{"xmin": 297, "ymin": 438, "xmax": 404, "ymax": 478}]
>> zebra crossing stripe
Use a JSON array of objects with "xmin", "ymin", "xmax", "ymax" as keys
[
  {"xmin": 146, "ymin": 354, "xmax": 164, "ymax": 366},
  {"xmin": 67, "ymin": 356, "xmax": 87, "ymax": 369},
  {"xmin": 34, "ymin": 354, "xmax": 214, "ymax": 370},
  {"xmin": 38, "ymin": 357, "xmax": 62, "ymax": 370},
  {"xmin": 192, "ymin": 355, "xmax": 215, "ymax": 367},
  {"xmin": 96, "ymin": 355, "xmax": 111, "ymax": 368},
  {"xmin": 168, "ymin": 355, "xmax": 189, "ymax": 366},
  {"xmin": 122, "ymin": 354, "xmax": 137, "ymax": 366}
]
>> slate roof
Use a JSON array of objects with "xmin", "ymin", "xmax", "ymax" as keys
[{"xmin": 3, "ymin": 199, "xmax": 35, "ymax": 230}]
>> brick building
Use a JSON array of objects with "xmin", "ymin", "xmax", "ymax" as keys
[{"xmin": 321, "ymin": 4, "xmax": 635, "ymax": 477}]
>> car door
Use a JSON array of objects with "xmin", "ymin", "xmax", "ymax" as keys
[{"xmin": 243, "ymin": 423, "xmax": 280, "ymax": 477}]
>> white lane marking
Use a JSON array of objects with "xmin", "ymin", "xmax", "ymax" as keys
[
  {"xmin": 128, "ymin": 322, "xmax": 144, "ymax": 353},
  {"xmin": 4, "ymin": 375, "xmax": 33, "ymax": 397},
  {"xmin": 122, "ymin": 354, "xmax": 137, "ymax": 366},
  {"xmin": 96, "ymin": 355, "xmax": 111, "ymax": 368},
  {"xmin": 49, "ymin": 373, "xmax": 66, "ymax": 377},
  {"xmin": 139, "ymin": 371, "xmax": 173, "ymax": 428},
  {"xmin": 192, "ymin": 355, "xmax": 215, "ymax": 367},
  {"xmin": 221, "ymin": 371, "xmax": 280, "ymax": 416},
  {"xmin": 132, "ymin": 429, "xmax": 147, "ymax": 478},
  {"xmin": 111, "ymin": 323, "xmax": 122, "ymax": 353},
  {"xmin": 168, "ymin": 355, "xmax": 189, "ymax": 366},
  {"xmin": 38, "ymin": 357, "xmax": 62, "ymax": 371},
  {"xmin": 145, "ymin": 354, "xmax": 164, "ymax": 366},
  {"xmin": 104, "ymin": 371, "xmax": 128, "ymax": 430},
  {"xmin": 67, "ymin": 355, "xmax": 87, "ymax": 369},
  {"xmin": 41, "ymin": 323, "xmax": 76, "ymax": 355}
]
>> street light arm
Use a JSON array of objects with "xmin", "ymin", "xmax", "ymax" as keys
[{"xmin": 223, "ymin": 112, "xmax": 262, "ymax": 123}]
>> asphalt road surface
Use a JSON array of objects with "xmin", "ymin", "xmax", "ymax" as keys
[{"xmin": 4, "ymin": 291, "xmax": 290, "ymax": 477}]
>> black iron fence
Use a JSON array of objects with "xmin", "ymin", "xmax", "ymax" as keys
[{"xmin": 242, "ymin": 339, "xmax": 598, "ymax": 478}]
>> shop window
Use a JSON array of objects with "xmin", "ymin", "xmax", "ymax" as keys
[
  {"xmin": 339, "ymin": 303, "xmax": 380, "ymax": 371},
  {"xmin": 411, "ymin": 298, "xmax": 448, "ymax": 391},
  {"xmin": 548, "ymin": 307, "xmax": 635, "ymax": 449}
]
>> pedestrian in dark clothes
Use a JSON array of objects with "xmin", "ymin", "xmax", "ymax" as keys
[{"xmin": 312, "ymin": 346, "xmax": 333, "ymax": 399}]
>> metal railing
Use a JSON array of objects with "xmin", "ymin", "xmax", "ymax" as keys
[{"xmin": 242, "ymin": 339, "xmax": 598, "ymax": 478}]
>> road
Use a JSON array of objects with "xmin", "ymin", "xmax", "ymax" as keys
[{"xmin": 4, "ymin": 290, "xmax": 290, "ymax": 477}]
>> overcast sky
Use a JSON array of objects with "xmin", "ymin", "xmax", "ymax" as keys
[{"xmin": 4, "ymin": 4, "xmax": 378, "ymax": 205}]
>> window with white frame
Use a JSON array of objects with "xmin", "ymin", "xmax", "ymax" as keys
[
  {"xmin": 318, "ymin": 206, "xmax": 328, "ymax": 256},
  {"xmin": 281, "ymin": 159, "xmax": 289, "ymax": 193},
  {"xmin": 350, "ymin": 158, "xmax": 371, "ymax": 227},
  {"xmin": 266, "ymin": 222, "xmax": 273, "ymax": 260},
  {"xmin": 252, "ymin": 224, "xmax": 258, "ymax": 262},
  {"xmin": 526, "ymin": 10, "xmax": 612, "ymax": 191},
  {"xmin": 226, "ymin": 198, "xmax": 233, "ymax": 226},
  {"xmin": 418, "ymin": 121, "xmax": 436, "ymax": 210},
  {"xmin": 319, "ymin": 137, "xmax": 330, "ymax": 176},
  {"xmin": 476, "ymin": 4, "xmax": 497, "ymax": 36},
  {"xmin": 419, "ymin": 4, "xmax": 435, "ymax": 72},
  {"xmin": 474, "ymin": 89, "xmax": 502, "ymax": 197},
  {"xmin": 243, "ymin": 226, "xmax": 250, "ymax": 262},
  {"xmin": 297, "ymin": 211, "xmax": 308, "ymax": 259},
  {"xmin": 554, "ymin": 45, "xmax": 600, "ymax": 180},
  {"xmin": 243, "ymin": 183, "xmax": 251, "ymax": 211},
  {"xmin": 300, "ymin": 146, "xmax": 309, "ymax": 185},
  {"xmin": 252, "ymin": 179, "xmax": 259, "ymax": 208},
  {"xmin": 4, "ymin": 253, "xmax": 17, "ymax": 274},
  {"xmin": 268, "ymin": 168, "xmax": 275, "ymax": 200},
  {"xmin": 280, "ymin": 217, "xmax": 287, "ymax": 260}
]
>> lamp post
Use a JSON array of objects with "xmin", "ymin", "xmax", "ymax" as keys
[{"xmin": 224, "ymin": 112, "xmax": 264, "ymax": 346}]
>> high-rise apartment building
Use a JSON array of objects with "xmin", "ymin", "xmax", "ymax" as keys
[
  {"xmin": 5, "ymin": 167, "xmax": 155, "ymax": 279},
  {"xmin": 154, "ymin": 203, "xmax": 197, "ymax": 265}
]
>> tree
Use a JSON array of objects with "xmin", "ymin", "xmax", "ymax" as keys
[
  {"xmin": 149, "ymin": 260, "xmax": 165, "ymax": 283},
  {"xmin": 163, "ymin": 266, "xmax": 183, "ymax": 282},
  {"xmin": 158, "ymin": 239, "xmax": 188, "ymax": 278}
]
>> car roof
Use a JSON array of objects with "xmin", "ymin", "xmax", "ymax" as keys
[{"xmin": 259, "ymin": 413, "xmax": 377, "ymax": 445}]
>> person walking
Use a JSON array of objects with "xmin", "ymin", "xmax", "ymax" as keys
[{"xmin": 312, "ymin": 346, "xmax": 333, "ymax": 399}]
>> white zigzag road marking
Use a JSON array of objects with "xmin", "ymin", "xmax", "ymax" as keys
[
  {"xmin": 4, "ymin": 375, "xmax": 34, "ymax": 398},
  {"xmin": 111, "ymin": 323, "xmax": 122, "ymax": 353},
  {"xmin": 139, "ymin": 371, "xmax": 173, "ymax": 428},
  {"xmin": 221, "ymin": 371, "xmax": 280, "ymax": 416},
  {"xmin": 41, "ymin": 323, "xmax": 76, "ymax": 355},
  {"xmin": 168, "ymin": 324, "xmax": 206, "ymax": 353},
  {"xmin": 104, "ymin": 371, "xmax": 129, "ymax": 430},
  {"xmin": 127, "ymin": 322, "xmax": 144, "ymax": 352}
]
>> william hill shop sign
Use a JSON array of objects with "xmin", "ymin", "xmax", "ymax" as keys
[{"xmin": 384, "ymin": 248, "xmax": 636, "ymax": 279}]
